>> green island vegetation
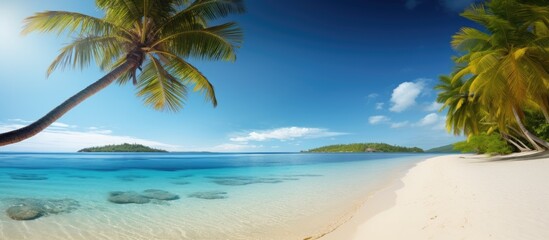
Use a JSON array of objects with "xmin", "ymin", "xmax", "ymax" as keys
[
  {"xmin": 78, "ymin": 143, "xmax": 167, "ymax": 153},
  {"xmin": 436, "ymin": 0, "xmax": 549, "ymax": 155},
  {"xmin": 304, "ymin": 143, "xmax": 424, "ymax": 153},
  {"xmin": 425, "ymin": 144, "xmax": 461, "ymax": 153}
]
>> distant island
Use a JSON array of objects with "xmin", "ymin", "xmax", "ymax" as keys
[
  {"xmin": 78, "ymin": 143, "xmax": 168, "ymax": 153},
  {"xmin": 304, "ymin": 143, "xmax": 424, "ymax": 153},
  {"xmin": 425, "ymin": 144, "xmax": 460, "ymax": 153}
]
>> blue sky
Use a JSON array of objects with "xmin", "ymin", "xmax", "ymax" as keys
[{"xmin": 0, "ymin": 0, "xmax": 478, "ymax": 152}]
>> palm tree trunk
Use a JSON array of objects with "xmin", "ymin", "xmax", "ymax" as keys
[
  {"xmin": 508, "ymin": 134, "xmax": 531, "ymax": 151},
  {"xmin": 512, "ymin": 107, "xmax": 549, "ymax": 150},
  {"xmin": 507, "ymin": 125, "xmax": 535, "ymax": 148},
  {"xmin": 502, "ymin": 134, "xmax": 529, "ymax": 152},
  {"xmin": 0, "ymin": 61, "xmax": 136, "ymax": 146}
]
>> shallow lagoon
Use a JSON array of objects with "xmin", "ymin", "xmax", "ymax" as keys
[{"xmin": 0, "ymin": 152, "xmax": 436, "ymax": 240}]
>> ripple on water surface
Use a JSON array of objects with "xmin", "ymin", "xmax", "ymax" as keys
[{"xmin": 8, "ymin": 173, "xmax": 48, "ymax": 181}]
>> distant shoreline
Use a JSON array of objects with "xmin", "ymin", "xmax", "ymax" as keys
[
  {"xmin": 77, "ymin": 143, "xmax": 167, "ymax": 153},
  {"xmin": 304, "ymin": 143, "xmax": 424, "ymax": 153}
]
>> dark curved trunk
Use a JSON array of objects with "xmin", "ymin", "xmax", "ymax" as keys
[
  {"xmin": 512, "ymin": 107, "xmax": 549, "ymax": 150},
  {"xmin": 502, "ymin": 134, "xmax": 529, "ymax": 152},
  {"xmin": 508, "ymin": 134, "xmax": 531, "ymax": 151},
  {"xmin": 0, "ymin": 61, "xmax": 136, "ymax": 146},
  {"xmin": 507, "ymin": 125, "xmax": 535, "ymax": 149}
]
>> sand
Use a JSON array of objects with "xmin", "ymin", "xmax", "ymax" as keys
[{"xmin": 322, "ymin": 152, "xmax": 549, "ymax": 240}]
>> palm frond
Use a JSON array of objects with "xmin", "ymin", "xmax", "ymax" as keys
[
  {"xmin": 47, "ymin": 36, "xmax": 123, "ymax": 77},
  {"xmin": 22, "ymin": 11, "xmax": 121, "ymax": 36},
  {"xmin": 154, "ymin": 22, "xmax": 243, "ymax": 61},
  {"xmin": 451, "ymin": 27, "xmax": 491, "ymax": 51},
  {"xmin": 186, "ymin": 0, "xmax": 245, "ymax": 20},
  {"xmin": 96, "ymin": 0, "xmax": 143, "ymax": 27},
  {"xmin": 165, "ymin": 55, "xmax": 217, "ymax": 106},
  {"xmin": 158, "ymin": 0, "xmax": 245, "ymax": 34},
  {"xmin": 137, "ymin": 54, "xmax": 187, "ymax": 111}
]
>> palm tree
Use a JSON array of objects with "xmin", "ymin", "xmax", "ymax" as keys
[
  {"xmin": 0, "ymin": 0, "xmax": 245, "ymax": 146},
  {"xmin": 435, "ymin": 74, "xmax": 484, "ymax": 137},
  {"xmin": 449, "ymin": 0, "xmax": 549, "ymax": 149},
  {"xmin": 437, "ymin": 74, "xmax": 536, "ymax": 151}
]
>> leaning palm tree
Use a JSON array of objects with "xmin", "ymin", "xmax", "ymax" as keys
[
  {"xmin": 450, "ymin": 0, "xmax": 549, "ymax": 149},
  {"xmin": 0, "ymin": 0, "xmax": 244, "ymax": 146}
]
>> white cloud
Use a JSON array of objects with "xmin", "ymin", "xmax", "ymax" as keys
[
  {"xmin": 439, "ymin": 0, "xmax": 477, "ymax": 11},
  {"xmin": 50, "ymin": 122, "xmax": 72, "ymax": 128},
  {"xmin": 368, "ymin": 93, "xmax": 379, "ymax": 99},
  {"xmin": 7, "ymin": 119, "xmax": 31, "ymax": 124},
  {"xmin": 230, "ymin": 127, "xmax": 346, "ymax": 142},
  {"xmin": 209, "ymin": 143, "xmax": 260, "ymax": 152},
  {"xmin": 432, "ymin": 116, "xmax": 447, "ymax": 130},
  {"xmin": 390, "ymin": 81, "xmax": 425, "ymax": 112},
  {"xmin": 0, "ymin": 120, "xmax": 180, "ymax": 152},
  {"xmin": 88, "ymin": 129, "xmax": 113, "ymax": 135},
  {"xmin": 417, "ymin": 113, "xmax": 439, "ymax": 126},
  {"xmin": 391, "ymin": 121, "xmax": 409, "ymax": 128},
  {"xmin": 368, "ymin": 115, "xmax": 390, "ymax": 125},
  {"xmin": 375, "ymin": 102, "xmax": 384, "ymax": 110},
  {"xmin": 424, "ymin": 101, "xmax": 443, "ymax": 112}
]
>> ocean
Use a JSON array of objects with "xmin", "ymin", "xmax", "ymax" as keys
[{"xmin": 0, "ymin": 152, "xmax": 437, "ymax": 240}]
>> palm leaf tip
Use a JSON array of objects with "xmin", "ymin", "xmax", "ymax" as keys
[
  {"xmin": 185, "ymin": 0, "xmax": 246, "ymax": 20},
  {"xmin": 21, "ymin": 11, "xmax": 117, "ymax": 36}
]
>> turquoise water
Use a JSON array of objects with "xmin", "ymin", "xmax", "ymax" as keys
[{"xmin": 0, "ymin": 152, "xmax": 437, "ymax": 240}]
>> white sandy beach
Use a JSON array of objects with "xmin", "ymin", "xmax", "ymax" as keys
[{"xmin": 322, "ymin": 152, "xmax": 549, "ymax": 240}]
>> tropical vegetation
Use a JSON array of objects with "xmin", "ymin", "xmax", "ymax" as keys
[
  {"xmin": 78, "ymin": 143, "xmax": 167, "ymax": 152},
  {"xmin": 0, "ymin": 0, "xmax": 244, "ymax": 146},
  {"xmin": 425, "ymin": 144, "xmax": 461, "ymax": 153},
  {"xmin": 436, "ymin": 0, "xmax": 549, "ymax": 153},
  {"xmin": 453, "ymin": 133, "xmax": 513, "ymax": 155},
  {"xmin": 305, "ymin": 143, "xmax": 424, "ymax": 153}
]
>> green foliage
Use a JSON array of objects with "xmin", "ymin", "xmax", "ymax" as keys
[
  {"xmin": 78, "ymin": 143, "xmax": 167, "ymax": 152},
  {"xmin": 305, "ymin": 143, "xmax": 423, "ymax": 153},
  {"xmin": 23, "ymin": 0, "xmax": 245, "ymax": 111},
  {"xmin": 453, "ymin": 134, "xmax": 512, "ymax": 155},
  {"xmin": 426, "ymin": 144, "xmax": 461, "ymax": 153},
  {"xmin": 525, "ymin": 110, "xmax": 549, "ymax": 141},
  {"xmin": 437, "ymin": 0, "xmax": 549, "ymax": 153}
]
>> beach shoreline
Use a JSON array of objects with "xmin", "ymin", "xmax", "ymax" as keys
[
  {"xmin": 0, "ymin": 153, "xmax": 429, "ymax": 240},
  {"xmin": 304, "ymin": 156, "xmax": 422, "ymax": 240},
  {"xmin": 321, "ymin": 152, "xmax": 549, "ymax": 240}
]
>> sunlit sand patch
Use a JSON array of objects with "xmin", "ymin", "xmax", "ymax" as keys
[
  {"xmin": 3, "ymin": 198, "xmax": 79, "ymax": 221},
  {"xmin": 188, "ymin": 191, "xmax": 228, "ymax": 200}
]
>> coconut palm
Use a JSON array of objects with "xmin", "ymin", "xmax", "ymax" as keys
[
  {"xmin": 449, "ymin": 0, "xmax": 549, "ymax": 149},
  {"xmin": 0, "ymin": 0, "xmax": 245, "ymax": 146},
  {"xmin": 437, "ymin": 73, "xmax": 536, "ymax": 151},
  {"xmin": 435, "ymin": 74, "xmax": 483, "ymax": 137}
]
